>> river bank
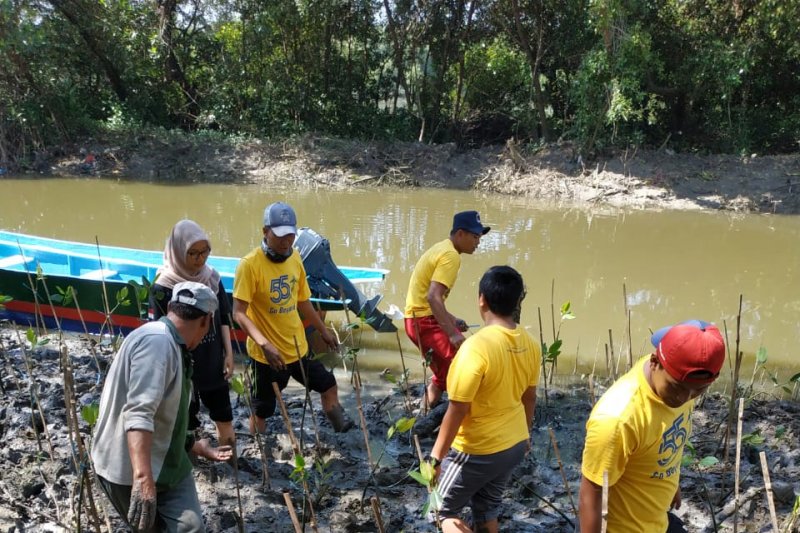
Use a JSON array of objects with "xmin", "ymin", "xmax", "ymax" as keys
[
  {"xmin": 0, "ymin": 326, "xmax": 798, "ymax": 532},
  {"xmin": 18, "ymin": 131, "xmax": 800, "ymax": 215}
]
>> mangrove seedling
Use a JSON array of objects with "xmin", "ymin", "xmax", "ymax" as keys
[
  {"xmin": 408, "ymin": 459, "xmax": 442, "ymax": 518},
  {"xmin": 0, "ymin": 293, "xmax": 12, "ymax": 310}
]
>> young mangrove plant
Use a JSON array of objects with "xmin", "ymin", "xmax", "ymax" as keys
[
  {"xmin": 360, "ymin": 416, "xmax": 416, "ymax": 504},
  {"xmin": 408, "ymin": 458, "xmax": 442, "ymax": 520}
]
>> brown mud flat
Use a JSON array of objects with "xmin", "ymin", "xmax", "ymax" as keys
[
  {"xmin": 23, "ymin": 133, "xmax": 800, "ymax": 215},
  {"xmin": 0, "ymin": 328, "xmax": 798, "ymax": 532}
]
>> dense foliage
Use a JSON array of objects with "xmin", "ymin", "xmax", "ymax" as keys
[{"xmin": 1, "ymin": 0, "xmax": 798, "ymax": 166}]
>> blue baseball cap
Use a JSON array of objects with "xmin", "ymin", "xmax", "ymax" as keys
[
  {"xmin": 452, "ymin": 211, "xmax": 490, "ymax": 235},
  {"xmin": 263, "ymin": 202, "xmax": 298, "ymax": 237}
]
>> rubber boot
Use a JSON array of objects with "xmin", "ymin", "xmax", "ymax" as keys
[{"xmin": 325, "ymin": 404, "xmax": 354, "ymax": 433}]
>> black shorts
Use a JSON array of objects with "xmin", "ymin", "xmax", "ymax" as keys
[
  {"xmin": 250, "ymin": 356, "xmax": 337, "ymax": 419},
  {"xmin": 188, "ymin": 385, "xmax": 233, "ymax": 430}
]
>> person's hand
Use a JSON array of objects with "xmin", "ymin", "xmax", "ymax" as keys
[
  {"xmin": 223, "ymin": 352, "xmax": 234, "ymax": 380},
  {"xmin": 670, "ymin": 486, "xmax": 682, "ymax": 510},
  {"xmin": 448, "ymin": 332, "xmax": 465, "ymax": 349},
  {"xmin": 192, "ymin": 438, "xmax": 233, "ymax": 462},
  {"xmin": 260, "ymin": 342, "xmax": 285, "ymax": 370},
  {"xmin": 455, "ymin": 318, "xmax": 469, "ymax": 332},
  {"xmin": 320, "ymin": 329, "xmax": 339, "ymax": 353},
  {"xmin": 128, "ymin": 475, "xmax": 156, "ymax": 532}
]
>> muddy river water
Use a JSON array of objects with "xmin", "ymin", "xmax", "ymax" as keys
[{"xmin": 1, "ymin": 177, "xmax": 798, "ymax": 385}]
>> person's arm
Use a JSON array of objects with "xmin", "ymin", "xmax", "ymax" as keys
[
  {"xmin": 297, "ymin": 299, "xmax": 338, "ymax": 352},
  {"xmin": 430, "ymin": 400, "xmax": 470, "ymax": 477},
  {"xmin": 232, "ymin": 297, "xmax": 285, "ymax": 369},
  {"xmin": 126, "ymin": 429, "xmax": 157, "ymax": 531},
  {"xmin": 579, "ymin": 476, "xmax": 603, "ymax": 533},
  {"xmin": 427, "ymin": 281, "xmax": 464, "ymax": 348},
  {"xmin": 221, "ymin": 325, "xmax": 234, "ymax": 379},
  {"xmin": 522, "ymin": 386, "xmax": 537, "ymax": 431}
]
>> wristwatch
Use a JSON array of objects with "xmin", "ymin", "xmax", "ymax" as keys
[{"xmin": 425, "ymin": 454, "xmax": 442, "ymax": 468}]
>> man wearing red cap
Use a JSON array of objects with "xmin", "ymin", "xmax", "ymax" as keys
[
  {"xmin": 404, "ymin": 210, "xmax": 490, "ymax": 408},
  {"xmin": 578, "ymin": 320, "xmax": 726, "ymax": 532}
]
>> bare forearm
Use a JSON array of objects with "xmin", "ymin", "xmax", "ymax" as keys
[
  {"xmin": 578, "ymin": 476, "xmax": 603, "ymax": 533},
  {"xmin": 233, "ymin": 301, "xmax": 269, "ymax": 347},
  {"xmin": 221, "ymin": 325, "xmax": 233, "ymax": 357},
  {"xmin": 522, "ymin": 387, "xmax": 537, "ymax": 431},
  {"xmin": 431, "ymin": 401, "xmax": 469, "ymax": 460},
  {"xmin": 127, "ymin": 430, "xmax": 154, "ymax": 482},
  {"xmin": 430, "ymin": 300, "xmax": 459, "ymax": 339}
]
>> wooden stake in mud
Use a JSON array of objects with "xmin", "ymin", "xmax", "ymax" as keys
[
  {"xmin": 273, "ymin": 382, "xmax": 318, "ymax": 531},
  {"xmin": 282, "ymin": 490, "xmax": 304, "ymax": 533},
  {"xmin": 353, "ymin": 368, "xmax": 375, "ymax": 467},
  {"xmin": 370, "ymin": 496, "xmax": 387, "ymax": 533},
  {"xmin": 13, "ymin": 325, "xmax": 56, "ymax": 459},
  {"xmin": 548, "ymin": 428, "xmax": 578, "ymax": 517},
  {"xmin": 411, "ymin": 311, "xmax": 430, "ymax": 415},
  {"xmin": 393, "ymin": 329, "xmax": 413, "ymax": 414},
  {"xmin": 608, "ymin": 329, "xmax": 616, "ymax": 379},
  {"xmin": 293, "ymin": 336, "xmax": 322, "ymax": 452},
  {"xmin": 537, "ymin": 307, "xmax": 549, "ymax": 410},
  {"xmin": 59, "ymin": 345, "xmax": 103, "ymax": 533},
  {"xmin": 724, "ymin": 295, "xmax": 745, "ymax": 462},
  {"xmin": 623, "ymin": 284, "xmax": 633, "ymax": 371},
  {"xmin": 734, "ymin": 397, "xmax": 744, "ymax": 533},
  {"xmin": 601, "ymin": 471, "xmax": 609, "ymax": 533},
  {"xmin": 16, "ymin": 240, "xmax": 47, "ymax": 334},
  {"xmin": 241, "ymin": 368, "xmax": 271, "ymax": 489},
  {"xmin": 94, "ymin": 237, "xmax": 116, "ymax": 338},
  {"xmin": 759, "ymin": 451, "xmax": 780, "ymax": 532}
]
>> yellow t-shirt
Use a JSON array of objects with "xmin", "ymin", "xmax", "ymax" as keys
[
  {"xmin": 404, "ymin": 239, "xmax": 461, "ymax": 318},
  {"xmin": 581, "ymin": 357, "xmax": 694, "ymax": 533},
  {"xmin": 233, "ymin": 247, "xmax": 312, "ymax": 365},
  {"xmin": 446, "ymin": 324, "xmax": 541, "ymax": 455}
]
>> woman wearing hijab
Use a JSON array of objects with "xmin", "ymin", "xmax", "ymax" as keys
[{"xmin": 150, "ymin": 219, "xmax": 236, "ymax": 449}]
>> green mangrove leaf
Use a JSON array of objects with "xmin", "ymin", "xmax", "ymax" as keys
[
  {"xmin": 26, "ymin": 328, "xmax": 36, "ymax": 344},
  {"xmin": 789, "ymin": 372, "xmax": 800, "ymax": 383},
  {"xmin": 230, "ymin": 375, "xmax": 245, "ymax": 395},
  {"xmin": 741, "ymin": 431, "xmax": 766, "ymax": 446},
  {"xmin": 756, "ymin": 346, "xmax": 768, "ymax": 365},
  {"xmin": 81, "ymin": 403, "xmax": 99, "ymax": 427},
  {"xmin": 394, "ymin": 417, "xmax": 415, "ymax": 434},
  {"xmin": 408, "ymin": 469, "xmax": 428, "ymax": 487},
  {"xmin": 698, "ymin": 456, "xmax": 720, "ymax": 467}
]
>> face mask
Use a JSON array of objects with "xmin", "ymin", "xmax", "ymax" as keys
[{"xmin": 261, "ymin": 238, "xmax": 292, "ymax": 263}]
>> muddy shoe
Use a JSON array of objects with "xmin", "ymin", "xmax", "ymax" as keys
[{"xmin": 326, "ymin": 405, "xmax": 355, "ymax": 433}]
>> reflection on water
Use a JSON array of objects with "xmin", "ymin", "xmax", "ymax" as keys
[{"xmin": 2, "ymin": 177, "xmax": 799, "ymax": 382}]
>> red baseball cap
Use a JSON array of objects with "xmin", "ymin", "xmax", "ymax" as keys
[{"xmin": 651, "ymin": 320, "xmax": 726, "ymax": 384}]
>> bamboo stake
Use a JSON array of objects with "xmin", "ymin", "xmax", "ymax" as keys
[
  {"xmin": 759, "ymin": 451, "xmax": 779, "ymax": 532},
  {"xmin": 734, "ymin": 398, "xmax": 744, "ymax": 533},
  {"xmin": 272, "ymin": 382, "xmax": 318, "ymax": 530},
  {"xmin": 548, "ymin": 428, "xmax": 577, "ymax": 517},
  {"xmin": 242, "ymin": 368, "xmax": 271, "ymax": 489},
  {"xmin": 370, "ymin": 496, "xmax": 386, "ymax": 533},
  {"xmin": 393, "ymin": 329, "xmax": 413, "ymax": 414},
  {"xmin": 537, "ymin": 307, "xmax": 549, "ymax": 410},
  {"xmin": 411, "ymin": 311, "xmax": 429, "ymax": 415},
  {"xmin": 13, "ymin": 325, "xmax": 55, "ymax": 459},
  {"xmin": 623, "ymin": 284, "xmax": 633, "ymax": 371},
  {"xmin": 588, "ymin": 374, "xmax": 595, "ymax": 405},
  {"xmin": 272, "ymin": 381, "xmax": 301, "ymax": 456},
  {"xmin": 60, "ymin": 345, "xmax": 102, "ymax": 533},
  {"xmin": 16, "ymin": 241, "xmax": 47, "ymax": 334},
  {"xmin": 293, "ymin": 336, "xmax": 322, "ymax": 452},
  {"xmin": 94, "ymin": 237, "xmax": 116, "ymax": 338},
  {"xmin": 725, "ymin": 295, "xmax": 744, "ymax": 461},
  {"xmin": 601, "ymin": 471, "xmax": 609, "ymax": 533},
  {"xmin": 353, "ymin": 368, "xmax": 374, "ymax": 467},
  {"xmin": 608, "ymin": 329, "xmax": 616, "ymax": 379},
  {"xmin": 282, "ymin": 490, "xmax": 304, "ymax": 533}
]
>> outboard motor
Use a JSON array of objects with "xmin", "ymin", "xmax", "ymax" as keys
[{"xmin": 295, "ymin": 228, "xmax": 396, "ymax": 333}]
